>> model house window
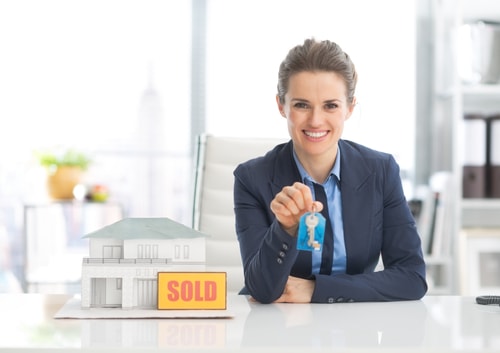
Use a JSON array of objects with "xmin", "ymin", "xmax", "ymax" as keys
[
  {"xmin": 103, "ymin": 246, "xmax": 122, "ymax": 259},
  {"xmin": 174, "ymin": 245, "xmax": 181, "ymax": 260},
  {"xmin": 152, "ymin": 244, "xmax": 158, "ymax": 259},
  {"xmin": 137, "ymin": 279, "xmax": 156, "ymax": 307},
  {"xmin": 137, "ymin": 245, "xmax": 143, "ymax": 259},
  {"xmin": 137, "ymin": 244, "xmax": 157, "ymax": 259},
  {"xmin": 183, "ymin": 245, "xmax": 189, "ymax": 260}
]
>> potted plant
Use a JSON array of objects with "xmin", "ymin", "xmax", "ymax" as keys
[{"xmin": 35, "ymin": 148, "xmax": 92, "ymax": 200}]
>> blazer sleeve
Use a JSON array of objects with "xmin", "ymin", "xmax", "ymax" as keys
[{"xmin": 233, "ymin": 160, "xmax": 301, "ymax": 303}]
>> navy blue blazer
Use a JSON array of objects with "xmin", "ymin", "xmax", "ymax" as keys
[{"xmin": 233, "ymin": 139, "xmax": 427, "ymax": 304}]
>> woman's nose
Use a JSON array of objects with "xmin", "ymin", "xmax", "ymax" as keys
[{"xmin": 309, "ymin": 108, "xmax": 323, "ymax": 125}]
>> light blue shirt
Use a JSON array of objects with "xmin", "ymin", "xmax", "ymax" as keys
[{"xmin": 293, "ymin": 148, "xmax": 346, "ymax": 274}]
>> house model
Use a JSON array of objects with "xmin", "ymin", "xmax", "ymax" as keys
[{"xmin": 80, "ymin": 217, "xmax": 207, "ymax": 309}]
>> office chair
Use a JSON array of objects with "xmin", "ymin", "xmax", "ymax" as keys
[{"xmin": 192, "ymin": 134, "xmax": 287, "ymax": 292}]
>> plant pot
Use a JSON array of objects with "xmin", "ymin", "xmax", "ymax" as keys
[{"xmin": 46, "ymin": 166, "xmax": 83, "ymax": 200}]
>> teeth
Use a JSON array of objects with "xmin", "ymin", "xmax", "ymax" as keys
[{"xmin": 305, "ymin": 131, "xmax": 327, "ymax": 138}]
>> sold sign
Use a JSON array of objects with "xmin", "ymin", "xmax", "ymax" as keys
[{"xmin": 157, "ymin": 272, "xmax": 227, "ymax": 310}]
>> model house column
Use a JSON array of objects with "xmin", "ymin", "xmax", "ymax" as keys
[{"xmin": 121, "ymin": 276, "xmax": 135, "ymax": 309}]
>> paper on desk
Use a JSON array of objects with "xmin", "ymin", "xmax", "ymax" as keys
[{"xmin": 54, "ymin": 295, "xmax": 242, "ymax": 319}]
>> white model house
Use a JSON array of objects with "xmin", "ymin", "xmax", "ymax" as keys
[{"xmin": 80, "ymin": 218, "xmax": 207, "ymax": 309}]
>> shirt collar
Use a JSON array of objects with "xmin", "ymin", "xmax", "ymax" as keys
[{"xmin": 292, "ymin": 145, "xmax": 341, "ymax": 185}]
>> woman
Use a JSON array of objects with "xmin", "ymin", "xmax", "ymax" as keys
[{"xmin": 233, "ymin": 38, "xmax": 427, "ymax": 304}]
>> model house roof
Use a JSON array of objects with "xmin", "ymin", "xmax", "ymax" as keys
[{"xmin": 83, "ymin": 217, "xmax": 209, "ymax": 240}]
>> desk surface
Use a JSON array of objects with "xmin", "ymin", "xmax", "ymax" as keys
[{"xmin": 0, "ymin": 293, "xmax": 499, "ymax": 352}]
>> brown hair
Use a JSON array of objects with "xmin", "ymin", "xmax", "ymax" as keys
[{"xmin": 277, "ymin": 38, "xmax": 357, "ymax": 105}]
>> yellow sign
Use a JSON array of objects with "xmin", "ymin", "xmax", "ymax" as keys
[{"xmin": 157, "ymin": 272, "xmax": 227, "ymax": 310}]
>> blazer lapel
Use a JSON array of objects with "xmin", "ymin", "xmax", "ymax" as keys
[
  {"xmin": 269, "ymin": 141, "xmax": 301, "ymax": 195},
  {"xmin": 338, "ymin": 140, "xmax": 375, "ymax": 275}
]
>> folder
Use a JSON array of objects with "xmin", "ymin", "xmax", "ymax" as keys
[
  {"xmin": 462, "ymin": 114, "xmax": 487, "ymax": 198},
  {"xmin": 489, "ymin": 115, "xmax": 500, "ymax": 198}
]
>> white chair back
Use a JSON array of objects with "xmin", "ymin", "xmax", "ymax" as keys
[{"xmin": 192, "ymin": 134, "xmax": 287, "ymax": 292}]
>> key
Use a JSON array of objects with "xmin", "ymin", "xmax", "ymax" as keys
[
  {"xmin": 297, "ymin": 208, "xmax": 326, "ymax": 252},
  {"xmin": 305, "ymin": 213, "xmax": 319, "ymax": 247}
]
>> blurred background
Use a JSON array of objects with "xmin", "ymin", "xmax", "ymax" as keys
[{"xmin": 0, "ymin": 0, "xmax": 499, "ymax": 296}]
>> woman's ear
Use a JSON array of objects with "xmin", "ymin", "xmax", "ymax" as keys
[
  {"xmin": 345, "ymin": 96, "xmax": 357, "ymax": 120},
  {"xmin": 276, "ymin": 95, "xmax": 286, "ymax": 117}
]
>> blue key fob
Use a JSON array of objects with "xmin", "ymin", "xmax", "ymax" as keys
[{"xmin": 297, "ymin": 212, "xmax": 326, "ymax": 251}]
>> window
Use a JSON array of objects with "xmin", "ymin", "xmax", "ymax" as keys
[
  {"xmin": 0, "ymin": 0, "xmax": 192, "ymax": 224},
  {"xmin": 104, "ymin": 245, "xmax": 122, "ymax": 259}
]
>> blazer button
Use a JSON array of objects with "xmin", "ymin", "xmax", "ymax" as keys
[
  {"xmin": 279, "ymin": 251, "xmax": 286, "ymax": 258},
  {"xmin": 282, "ymin": 243, "xmax": 289, "ymax": 251},
  {"xmin": 336, "ymin": 297, "xmax": 345, "ymax": 303},
  {"xmin": 276, "ymin": 258, "xmax": 283, "ymax": 264},
  {"xmin": 327, "ymin": 297, "xmax": 335, "ymax": 303}
]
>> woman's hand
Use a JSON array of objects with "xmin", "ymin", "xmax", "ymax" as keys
[
  {"xmin": 270, "ymin": 182, "xmax": 323, "ymax": 236},
  {"xmin": 273, "ymin": 276, "xmax": 315, "ymax": 303}
]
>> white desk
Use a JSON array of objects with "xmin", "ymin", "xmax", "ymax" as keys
[{"xmin": 0, "ymin": 293, "xmax": 499, "ymax": 352}]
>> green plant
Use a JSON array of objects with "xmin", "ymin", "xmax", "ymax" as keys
[{"xmin": 35, "ymin": 148, "xmax": 92, "ymax": 171}]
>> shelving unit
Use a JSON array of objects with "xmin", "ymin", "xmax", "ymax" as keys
[
  {"xmin": 459, "ymin": 228, "xmax": 500, "ymax": 295},
  {"xmin": 423, "ymin": 0, "xmax": 463, "ymax": 295},
  {"xmin": 426, "ymin": 0, "xmax": 500, "ymax": 295},
  {"xmin": 450, "ymin": 1, "xmax": 500, "ymax": 295},
  {"xmin": 459, "ymin": 81, "xmax": 500, "ymax": 293},
  {"xmin": 424, "ymin": 256, "xmax": 454, "ymax": 295},
  {"xmin": 462, "ymin": 199, "xmax": 500, "ymax": 228}
]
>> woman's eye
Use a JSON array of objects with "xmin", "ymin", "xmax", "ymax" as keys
[
  {"xmin": 294, "ymin": 102, "xmax": 308, "ymax": 109},
  {"xmin": 325, "ymin": 103, "xmax": 338, "ymax": 110}
]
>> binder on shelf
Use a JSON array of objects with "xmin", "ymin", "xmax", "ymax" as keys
[
  {"xmin": 428, "ymin": 172, "xmax": 453, "ymax": 257},
  {"xmin": 425, "ymin": 191, "xmax": 439, "ymax": 255},
  {"xmin": 490, "ymin": 115, "xmax": 500, "ymax": 198},
  {"xmin": 413, "ymin": 185, "xmax": 436, "ymax": 255},
  {"xmin": 462, "ymin": 114, "xmax": 487, "ymax": 198}
]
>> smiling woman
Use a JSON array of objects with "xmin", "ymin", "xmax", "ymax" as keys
[
  {"xmin": 277, "ymin": 70, "xmax": 355, "ymax": 183},
  {"xmin": 232, "ymin": 37, "xmax": 426, "ymax": 304}
]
